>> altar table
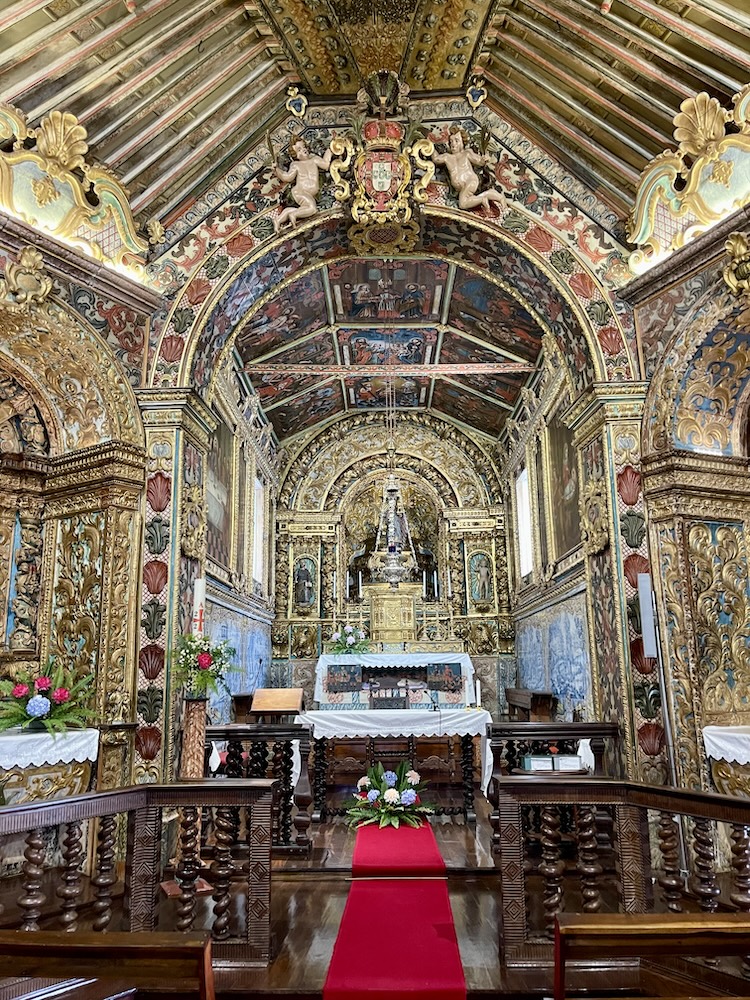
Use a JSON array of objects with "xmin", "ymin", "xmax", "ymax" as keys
[
  {"xmin": 314, "ymin": 653, "xmax": 476, "ymax": 708},
  {"xmin": 296, "ymin": 708, "xmax": 492, "ymax": 823},
  {"xmin": 702, "ymin": 725, "xmax": 750, "ymax": 797}
]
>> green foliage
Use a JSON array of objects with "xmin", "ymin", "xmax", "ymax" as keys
[
  {"xmin": 328, "ymin": 624, "xmax": 369, "ymax": 655},
  {"xmin": 346, "ymin": 760, "xmax": 434, "ymax": 830},
  {"xmin": 0, "ymin": 659, "xmax": 95, "ymax": 735},
  {"xmin": 173, "ymin": 633, "xmax": 237, "ymax": 698}
]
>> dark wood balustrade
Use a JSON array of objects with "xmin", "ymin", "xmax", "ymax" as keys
[
  {"xmin": 489, "ymin": 774, "xmax": 750, "ymax": 990},
  {"xmin": 489, "ymin": 721, "xmax": 621, "ymax": 776},
  {"xmin": 0, "ymin": 780, "xmax": 275, "ymax": 967},
  {"xmin": 205, "ymin": 723, "xmax": 312, "ymax": 855}
]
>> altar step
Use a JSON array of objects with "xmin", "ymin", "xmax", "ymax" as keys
[{"xmin": 0, "ymin": 980, "xmax": 136, "ymax": 1000}]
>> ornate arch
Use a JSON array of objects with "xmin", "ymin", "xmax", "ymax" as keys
[
  {"xmin": 643, "ymin": 279, "xmax": 748, "ymax": 457},
  {"xmin": 324, "ymin": 455, "xmax": 459, "ymax": 512},
  {"xmin": 150, "ymin": 199, "xmax": 633, "ymax": 398},
  {"xmin": 0, "ymin": 297, "xmax": 144, "ymax": 453},
  {"xmin": 278, "ymin": 410, "xmax": 500, "ymax": 510}
]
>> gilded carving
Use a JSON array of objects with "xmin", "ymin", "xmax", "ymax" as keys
[
  {"xmin": 579, "ymin": 479, "xmax": 609, "ymax": 556},
  {"xmin": 0, "ymin": 302, "xmax": 142, "ymax": 451},
  {"xmin": 290, "ymin": 624, "xmax": 317, "ymax": 660},
  {"xmin": 629, "ymin": 85, "xmax": 750, "ymax": 272},
  {"xmin": 0, "ymin": 104, "xmax": 148, "ymax": 281},
  {"xmin": 0, "ymin": 247, "xmax": 53, "ymax": 309},
  {"xmin": 180, "ymin": 483, "xmax": 206, "ymax": 561},
  {"xmin": 47, "ymin": 512, "xmax": 105, "ymax": 681}
]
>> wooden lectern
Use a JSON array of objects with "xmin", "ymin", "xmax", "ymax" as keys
[{"xmin": 233, "ymin": 687, "xmax": 305, "ymax": 723}]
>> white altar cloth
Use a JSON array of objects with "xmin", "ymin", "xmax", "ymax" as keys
[
  {"xmin": 0, "ymin": 727, "xmax": 100, "ymax": 771},
  {"xmin": 295, "ymin": 708, "xmax": 493, "ymax": 794},
  {"xmin": 702, "ymin": 725, "xmax": 750, "ymax": 765},
  {"xmin": 313, "ymin": 652, "xmax": 476, "ymax": 704}
]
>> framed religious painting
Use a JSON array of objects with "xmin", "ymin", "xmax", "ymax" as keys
[
  {"xmin": 543, "ymin": 412, "xmax": 582, "ymax": 562},
  {"xmin": 206, "ymin": 413, "xmax": 235, "ymax": 571},
  {"xmin": 291, "ymin": 555, "xmax": 317, "ymax": 616}
]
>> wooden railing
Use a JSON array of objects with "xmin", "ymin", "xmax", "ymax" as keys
[
  {"xmin": 489, "ymin": 721, "xmax": 621, "ymax": 776},
  {"xmin": 205, "ymin": 723, "xmax": 312, "ymax": 855},
  {"xmin": 489, "ymin": 775, "xmax": 750, "ymax": 986},
  {"xmin": 0, "ymin": 780, "xmax": 275, "ymax": 966}
]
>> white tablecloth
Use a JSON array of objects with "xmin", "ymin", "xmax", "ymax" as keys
[
  {"xmin": 0, "ymin": 727, "xmax": 100, "ymax": 771},
  {"xmin": 295, "ymin": 708, "xmax": 493, "ymax": 794},
  {"xmin": 703, "ymin": 725, "xmax": 750, "ymax": 765}
]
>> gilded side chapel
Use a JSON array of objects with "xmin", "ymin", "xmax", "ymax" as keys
[{"xmin": 0, "ymin": 0, "xmax": 749, "ymax": 991}]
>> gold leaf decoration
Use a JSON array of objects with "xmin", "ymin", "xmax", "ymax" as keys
[
  {"xmin": 673, "ymin": 92, "xmax": 728, "ymax": 160},
  {"xmin": 34, "ymin": 109, "xmax": 89, "ymax": 176}
]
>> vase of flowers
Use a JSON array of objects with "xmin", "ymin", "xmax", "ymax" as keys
[
  {"xmin": 173, "ymin": 633, "xmax": 237, "ymax": 699},
  {"xmin": 346, "ymin": 760, "xmax": 433, "ymax": 829},
  {"xmin": 328, "ymin": 624, "xmax": 369, "ymax": 655},
  {"xmin": 0, "ymin": 660, "xmax": 94, "ymax": 735}
]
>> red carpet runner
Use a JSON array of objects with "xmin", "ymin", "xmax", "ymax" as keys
[{"xmin": 324, "ymin": 824, "xmax": 466, "ymax": 1000}]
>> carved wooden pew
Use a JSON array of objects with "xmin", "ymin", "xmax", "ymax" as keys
[
  {"xmin": 0, "ymin": 930, "xmax": 215, "ymax": 1000},
  {"xmin": 554, "ymin": 913, "xmax": 750, "ymax": 1000}
]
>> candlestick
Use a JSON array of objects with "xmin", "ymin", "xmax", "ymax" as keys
[
  {"xmin": 333, "ymin": 570, "xmax": 337, "ymax": 599},
  {"xmin": 358, "ymin": 570, "xmax": 363, "ymax": 598},
  {"xmin": 422, "ymin": 569, "xmax": 427, "ymax": 598},
  {"xmin": 433, "ymin": 570, "xmax": 438, "ymax": 599},
  {"xmin": 192, "ymin": 577, "xmax": 206, "ymax": 637},
  {"xmin": 346, "ymin": 573, "xmax": 351, "ymax": 600},
  {"xmin": 475, "ymin": 679, "xmax": 481, "ymax": 708},
  {"xmin": 465, "ymin": 677, "xmax": 472, "ymax": 707},
  {"xmin": 447, "ymin": 568, "xmax": 452, "ymax": 598}
]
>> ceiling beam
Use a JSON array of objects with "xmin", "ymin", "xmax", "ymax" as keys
[
  {"xmin": 82, "ymin": 6, "xmax": 245, "ymax": 136},
  {"xmin": 108, "ymin": 42, "xmax": 269, "ymax": 167},
  {"xmin": 0, "ymin": 0, "xmax": 54, "ymax": 34},
  {"xmin": 131, "ymin": 74, "xmax": 287, "ymax": 212},
  {"xmin": 121, "ymin": 58, "xmax": 278, "ymax": 184},
  {"xmin": 26, "ymin": 0, "xmax": 225, "ymax": 122},
  {"xmin": 5, "ymin": 0, "xmax": 180, "ymax": 103},
  {"xmin": 497, "ymin": 30, "xmax": 671, "ymax": 149},
  {"xmin": 243, "ymin": 363, "xmax": 536, "ymax": 377},
  {"xmin": 0, "ymin": 0, "xmax": 125, "ymax": 73}
]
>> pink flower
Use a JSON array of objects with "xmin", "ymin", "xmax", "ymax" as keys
[
  {"xmin": 12, "ymin": 684, "xmax": 28, "ymax": 698},
  {"xmin": 52, "ymin": 687, "xmax": 70, "ymax": 704},
  {"xmin": 35, "ymin": 676, "xmax": 52, "ymax": 691},
  {"xmin": 197, "ymin": 652, "xmax": 213, "ymax": 670}
]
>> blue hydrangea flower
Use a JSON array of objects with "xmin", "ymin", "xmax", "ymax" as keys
[
  {"xmin": 383, "ymin": 770, "xmax": 397, "ymax": 787},
  {"xmin": 367, "ymin": 789, "xmax": 380, "ymax": 802},
  {"xmin": 26, "ymin": 695, "xmax": 51, "ymax": 718},
  {"xmin": 400, "ymin": 789, "xmax": 417, "ymax": 806}
]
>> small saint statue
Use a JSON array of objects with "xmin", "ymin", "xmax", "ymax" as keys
[
  {"xmin": 432, "ymin": 126, "xmax": 507, "ymax": 213},
  {"xmin": 273, "ymin": 136, "xmax": 333, "ymax": 232}
]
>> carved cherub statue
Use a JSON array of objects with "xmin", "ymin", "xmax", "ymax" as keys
[
  {"xmin": 274, "ymin": 136, "xmax": 333, "ymax": 232},
  {"xmin": 432, "ymin": 126, "xmax": 507, "ymax": 213}
]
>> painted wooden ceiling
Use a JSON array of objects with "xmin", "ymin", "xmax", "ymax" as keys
[
  {"xmin": 238, "ymin": 257, "xmax": 539, "ymax": 441},
  {"xmin": 2, "ymin": 0, "xmax": 746, "ymax": 222}
]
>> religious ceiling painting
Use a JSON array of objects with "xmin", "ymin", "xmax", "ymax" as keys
[
  {"xmin": 329, "ymin": 259, "xmax": 447, "ymax": 323},
  {"xmin": 449, "ymin": 271, "xmax": 544, "ymax": 363},
  {"xmin": 234, "ymin": 270, "xmax": 328, "ymax": 360},
  {"xmin": 253, "ymin": 330, "xmax": 337, "ymax": 405},
  {"xmin": 339, "ymin": 328, "xmax": 437, "ymax": 366},
  {"xmin": 267, "ymin": 380, "xmax": 345, "ymax": 439},
  {"xmin": 430, "ymin": 380, "xmax": 505, "ymax": 437},
  {"xmin": 347, "ymin": 375, "xmax": 428, "ymax": 409}
]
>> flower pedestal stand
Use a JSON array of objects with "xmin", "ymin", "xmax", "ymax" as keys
[{"xmin": 180, "ymin": 697, "xmax": 207, "ymax": 779}]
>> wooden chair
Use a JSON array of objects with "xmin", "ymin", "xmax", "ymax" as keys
[
  {"xmin": 0, "ymin": 930, "xmax": 215, "ymax": 1000},
  {"xmin": 554, "ymin": 913, "xmax": 750, "ymax": 1000}
]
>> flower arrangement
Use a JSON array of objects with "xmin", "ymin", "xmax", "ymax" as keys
[
  {"xmin": 173, "ymin": 632, "xmax": 237, "ymax": 699},
  {"xmin": 0, "ymin": 660, "xmax": 95, "ymax": 735},
  {"xmin": 347, "ymin": 760, "xmax": 433, "ymax": 829},
  {"xmin": 329, "ymin": 623, "xmax": 369, "ymax": 655}
]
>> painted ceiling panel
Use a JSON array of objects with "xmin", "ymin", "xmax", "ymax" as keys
[
  {"xmin": 252, "ymin": 330, "xmax": 337, "ymax": 405},
  {"xmin": 431, "ymin": 380, "xmax": 506, "ymax": 437},
  {"xmin": 328, "ymin": 259, "xmax": 447, "ymax": 323},
  {"xmin": 268, "ymin": 380, "xmax": 345, "ymax": 438},
  {"xmin": 234, "ymin": 271, "xmax": 328, "ymax": 359},
  {"xmin": 449, "ymin": 272, "xmax": 544, "ymax": 361}
]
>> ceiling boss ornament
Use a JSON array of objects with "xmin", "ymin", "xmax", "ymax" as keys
[{"xmin": 330, "ymin": 70, "xmax": 434, "ymax": 254}]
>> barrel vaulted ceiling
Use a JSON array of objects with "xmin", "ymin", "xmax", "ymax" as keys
[{"xmin": 2, "ymin": 0, "xmax": 746, "ymax": 223}]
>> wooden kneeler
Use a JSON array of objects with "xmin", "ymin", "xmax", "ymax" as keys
[{"xmin": 0, "ymin": 930, "xmax": 215, "ymax": 1000}]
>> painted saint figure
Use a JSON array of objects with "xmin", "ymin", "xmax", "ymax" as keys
[
  {"xmin": 274, "ymin": 137, "xmax": 333, "ymax": 232},
  {"xmin": 432, "ymin": 127, "xmax": 507, "ymax": 213}
]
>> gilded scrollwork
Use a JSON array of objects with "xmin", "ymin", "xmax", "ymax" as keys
[
  {"xmin": 579, "ymin": 478, "xmax": 609, "ymax": 556},
  {"xmin": 0, "ymin": 247, "xmax": 53, "ymax": 309},
  {"xmin": 180, "ymin": 483, "xmax": 206, "ymax": 561},
  {"xmin": 8, "ymin": 509, "xmax": 43, "ymax": 651}
]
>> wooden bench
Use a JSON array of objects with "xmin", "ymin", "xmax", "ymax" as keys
[
  {"xmin": 0, "ymin": 931, "xmax": 215, "ymax": 1000},
  {"xmin": 554, "ymin": 913, "xmax": 750, "ymax": 1000}
]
